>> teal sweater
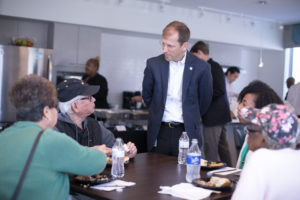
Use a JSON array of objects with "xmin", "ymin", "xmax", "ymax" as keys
[{"xmin": 0, "ymin": 121, "xmax": 107, "ymax": 200}]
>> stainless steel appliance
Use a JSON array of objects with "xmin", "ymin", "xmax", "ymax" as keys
[{"xmin": 0, "ymin": 44, "xmax": 53, "ymax": 127}]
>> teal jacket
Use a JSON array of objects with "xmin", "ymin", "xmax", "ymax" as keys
[{"xmin": 0, "ymin": 121, "xmax": 107, "ymax": 200}]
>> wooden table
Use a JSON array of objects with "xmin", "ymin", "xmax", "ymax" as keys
[{"xmin": 70, "ymin": 153, "xmax": 233, "ymax": 200}]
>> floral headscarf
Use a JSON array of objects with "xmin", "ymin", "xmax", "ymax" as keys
[{"xmin": 240, "ymin": 103, "xmax": 299, "ymax": 146}]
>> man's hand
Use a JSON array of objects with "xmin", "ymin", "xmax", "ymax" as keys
[
  {"xmin": 131, "ymin": 95, "xmax": 143, "ymax": 102},
  {"xmin": 125, "ymin": 142, "xmax": 137, "ymax": 158},
  {"xmin": 91, "ymin": 144, "xmax": 112, "ymax": 156}
]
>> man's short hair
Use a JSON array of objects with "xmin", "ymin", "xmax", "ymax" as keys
[
  {"xmin": 58, "ymin": 96, "xmax": 85, "ymax": 114},
  {"xmin": 190, "ymin": 41, "xmax": 209, "ymax": 55},
  {"xmin": 163, "ymin": 21, "xmax": 190, "ymax": 45},
  {"xmin": 286, "ymin": 77, "xmax": 295, "ymax": 88},
  {"xmin": 225, "ymin": 66, "xmax": 240, "ymax": 75}
]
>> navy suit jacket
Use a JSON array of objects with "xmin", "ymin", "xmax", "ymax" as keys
[{"xmin": 142, "ymin": 51, "xmax": 213, "ymax": 151}]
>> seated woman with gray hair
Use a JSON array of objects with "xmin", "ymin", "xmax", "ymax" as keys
[
  {"xmin": 0, "ymin": 75, "xmax": 107, "ymax": 200},
  {"xmin": 232, "ymin": 103, "xmax": 300, "ymax": 200},
  {"xmin": 55, "ymin": 79, "xmax": 137, "ymax": 157}
]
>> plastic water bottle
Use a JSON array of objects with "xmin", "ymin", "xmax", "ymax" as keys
[
  {"xmin": 178, "ymin": 132, "xmax": 189, "ymax": 164},
  {"xmin": 186, "ymin": 139, "xmax": 201, "ymax": 183},
  {"xmin": 111, "ymin": 138, "xmax": 125, "ymax": 178}
]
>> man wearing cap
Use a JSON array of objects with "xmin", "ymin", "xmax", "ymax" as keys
[
  {"xmin": 54, "ymin": 79, "xmax": 137, "ymax": 158},
  {"xmin": 232, "ymin": 103, "xmax": 300, "ymax": 200}
]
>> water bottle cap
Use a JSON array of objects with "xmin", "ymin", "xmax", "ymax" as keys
[
  {"xmin": 115, "ymin": 138, "xmax": 124, "ymax": 144},
  {"xmin": 191, "ymin": 139, "xmax": 198, "ymax": 143}
]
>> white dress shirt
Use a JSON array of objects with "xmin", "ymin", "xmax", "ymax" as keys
[
  {"xmin": 225, "ymin": 78, "xmax": 235, "ymax": 102},
  {"xmin": 162, "ymin": 52, "xmax": 186, "ymax": 123},
  {"xmin": 287, "ymin": 82, "xmax": 300, "ymax": 116}
]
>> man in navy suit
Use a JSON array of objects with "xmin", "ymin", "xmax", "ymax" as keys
[
  {"xmin": 142, "ymin": 21, "xmax": 213, "ymax": 156},
  {"xmin": 191, "ymin": 41, "xmax": 232, "ymax": 166}
]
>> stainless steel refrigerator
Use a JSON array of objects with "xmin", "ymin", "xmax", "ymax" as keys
[{"xmin": 0, "ymin": 44, "xmax": 53, "ymax": 128}]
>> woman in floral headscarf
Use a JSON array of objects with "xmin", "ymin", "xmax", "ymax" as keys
[{"xmin": 232, "ymin": 103, "xmax": 300, "ymax": 200}]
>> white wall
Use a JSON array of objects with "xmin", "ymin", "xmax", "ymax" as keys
[
  {"xmin": 0, "ymin": 0, "xmax": 283, "ymax": 50},
  {"xmin": 99, "ymin": 31, "xmax": 284, "ymax": 105},
  {"xmin": 0, "ymin": 4, "xmax": 286, "ymax": 105},
  {"xmin": 50, "ymin": 22, "xmax": 285, "ymax": 106},
  {"xmin": 258, "ymin": 49, "xmax": 285, "ymax": 97},
  {"xmin": 100, "ymin": 33, "xmax": 161, "ymax": 105}
]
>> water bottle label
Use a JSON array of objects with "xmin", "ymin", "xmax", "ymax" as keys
[
  {"xmin": 187, "ymin": 155, "xmax": 201, "ymax": 165},
  {"xmin": 113, "ymin": 149, "xmax": 125, "ymax": 158},
  {"xmin": 179, "ymin": 141, "xmax": 189, "ymax": 148}
]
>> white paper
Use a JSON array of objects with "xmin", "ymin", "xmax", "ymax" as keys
[
  {"xmin": 158, "ymin": 183, "xmax": 219, "ymax": 200},
  {"xmin": 207, "ymin": 167, "xmax": 241, "ymax": 176},
  {"xmin": 115, "ymin": 125, "xmax": 126, "ymax": 132},
  {"xmin": 91, "ymin": 180, "xmax": 136, "ymax": 191},
  {"xmin": 142, "ymin": 125, "xmax": 148, "ymax": 131}
]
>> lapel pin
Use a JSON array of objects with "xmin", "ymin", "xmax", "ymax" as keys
[{"xmin": 189, "ymin": 66, "xmax": 193, "ymax": 70}]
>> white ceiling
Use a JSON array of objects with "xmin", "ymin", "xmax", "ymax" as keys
[{"xmin": 140, "ymin": 0, "xmax": 300, "ymax": 25}]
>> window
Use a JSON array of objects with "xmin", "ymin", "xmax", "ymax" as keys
[{"xmin": 292, "ymin": 47, "xmax": 300, "ymax": 83}]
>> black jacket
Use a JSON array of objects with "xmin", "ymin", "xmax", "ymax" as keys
[
  {"xmin": 55, "ymin": 113, "xmax": 115, "ymax": 147},
  {"xmin": 202, "ymin": 58, "xmax": 231, "ymax": 126},
  {"xmin": 82, "ymin": 73, "xmax": 109, "ymax": 108}
]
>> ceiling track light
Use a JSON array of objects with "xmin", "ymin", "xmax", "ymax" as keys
[
  {"xmin": 258, "ymin": 48, "xmax": 264, "ymax": 68},
  {"xmin": 226, "ymin": 15, "xmax": 231, "ymax": 22},
  {"xmin": 197, "ymin": 7, "xmax": 204, "ymax": 18},
  {"xmin": 258, "ymin": 0, "xmax": 268, "ymax": 5},
  {"xmin": 159, "ymin": 3, "xmax": 165, "ymax": 12},
  {"xmin": 279, "ymin": 25, "xmax": 284, "ymax": 30}
]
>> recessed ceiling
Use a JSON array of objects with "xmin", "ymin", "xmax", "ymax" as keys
[{"xmin": 139, "ymin": 0, "xmax": 300, "ymax": 25}]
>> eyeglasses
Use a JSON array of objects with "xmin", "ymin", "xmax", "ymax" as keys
[
  {"xmin": 77, "ymin": 96, "xmax": 93, "ymax": 102},
  {"xmin": 244, "ymin": 126, "xmax": 263, "ymax": 134}
]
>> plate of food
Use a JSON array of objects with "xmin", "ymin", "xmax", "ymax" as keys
[
  {"xmin": 106, "ymin": 155, "xmax": 130, "ymax": 166},
  {"xmin": 74, "ymin": 174, "xmax": 112, "ymax": 187},
  {"xmin": 192, "ymin": 176, "xmax": 234, "ymax": 192},
  {"xmin": 201, "ymin": 159, "xmax": 226, "ymax": 170}
]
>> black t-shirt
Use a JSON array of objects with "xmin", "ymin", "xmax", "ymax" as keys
[{"xmin": 82, "ymin": 73, "xmax": 109, "ymax": 108}]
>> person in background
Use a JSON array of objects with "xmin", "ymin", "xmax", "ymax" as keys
[
  {"xmin": 0, "ymin": 75, "xmax": 107, "ymax": 200},
  {"xmin": 190, "ymin": 41, "xmax": 232, "ymax": 166},
  {"xmin": 55, "ymin": 79, "xmax": 137, "ymax": 158},
  {"xmin": 131, "ymin": 95, "xmax": 143, "ymax": 103},
  {"xmin": 232, "ymin": 103, "xmax": 300, "ymax": 200},
  {"xmin": 236, "ymin": 80, "xmax": 283, "ymax": 168},
  {"xmin": 142, "ymin": 21, "xmax": 213, "ymax": 156},
  {"xmin": 82, "ymin": 57, "xmax": 109, "ymax": 108},
  {"xmin": 225, "ymin": 66, "xmax": 240, "ymax": 102},
  {"xmin": 285, "ymin": 76, "xmax": 295, "ymax": 100},
  {"xmin": 287, "ymin": 82, "xmax": 300, "ymax": 117}
]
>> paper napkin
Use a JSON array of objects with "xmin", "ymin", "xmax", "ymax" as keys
[
  {"xmin": 91, "ymin": 180, "xmax": 136, "ymax": 191},
  {"xmin": 158, "ymin": 183, "xmax": 219, "ymax": 200}
]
